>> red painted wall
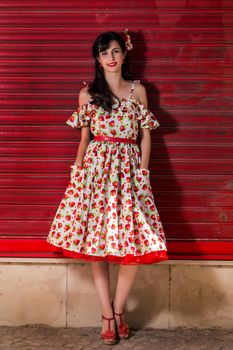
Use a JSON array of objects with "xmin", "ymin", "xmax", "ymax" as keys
[{"xmin": 0, "ymin": 0, "xmax": 232, "ymax": 259}]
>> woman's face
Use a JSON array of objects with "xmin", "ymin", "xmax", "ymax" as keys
[{"xmin": 97, "ymin": 40, "xmax": 126, "ymax": 72}]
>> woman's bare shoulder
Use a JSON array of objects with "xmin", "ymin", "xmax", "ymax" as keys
[
  {"xmin": 134, "ymin": 81, "xmax": 148, "ymax": 107},
  {"xmin": 134, "ymin": 81, "xmax": 146, "ymax": 95},
  {"xmin": 78, "ymin": 86, "xmax": 92, "ymax": 106}
]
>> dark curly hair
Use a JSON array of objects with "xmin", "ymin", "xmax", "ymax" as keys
[{"xmin": 88, "ymin": 31, "xmax": 133, "ymax": 112}]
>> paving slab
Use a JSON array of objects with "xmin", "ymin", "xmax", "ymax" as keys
[{"xmin": 0, "ymin": 325, "xmax": 232, "ymax": 350}]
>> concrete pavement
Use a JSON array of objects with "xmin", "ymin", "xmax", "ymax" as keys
[{"xmin": 0, "ymin": 325, "xmax": 232, "ymax": 349}]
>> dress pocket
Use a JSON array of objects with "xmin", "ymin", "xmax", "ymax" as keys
[
  {"xmin": 70, "ymin": 164, "xmax": 84, "ymax": 183},
  {"xmin": 134, "ymin": 168, "xmax": 152, "ymax": 199},
  {"xmin": 138, "ymin": 168, "xmax": 150, "ymax": 175}
]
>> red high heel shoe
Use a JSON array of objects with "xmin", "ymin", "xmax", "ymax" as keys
[
  {"xmin": 111, "ymin": 300, "xmax": 130, "ymax": 340},
  {"xmin": 100, "ymin": 314, "xmax": 118, "ymax": 345}
]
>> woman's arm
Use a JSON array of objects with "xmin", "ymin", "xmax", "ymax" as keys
[
  {"xmin": 137, "ymin": 84, "xmax": 151, "ymax": 170},
  {"xmin": 73, "ymin": 87, "xmax": 92, "ymax": 167}
]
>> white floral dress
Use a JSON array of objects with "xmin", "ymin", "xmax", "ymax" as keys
[{"xmin": 46, "ymin": 80, "xmax": 168, "ymax": 264}]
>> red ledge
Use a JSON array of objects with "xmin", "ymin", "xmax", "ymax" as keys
[{"xmin": 0, "ymin": 239, "xmax": 232, "ymax": 260}]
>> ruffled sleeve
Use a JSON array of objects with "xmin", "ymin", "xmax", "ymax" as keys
[
  {"xmin": 136, "ymin": 101, "xmax": 160, "ymax": 130},
  {"xmin": 66, "ymin": 101, "xmax": 94, "ymax": 128}
]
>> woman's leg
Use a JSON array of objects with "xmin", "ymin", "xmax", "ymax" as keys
[
  {"xmin": 90, "ymin": 261, "xmax": 115, "ymax": 333},
  {"xmin": 113, "ymin": 264, "xmax": 139, "ymax": 327}
]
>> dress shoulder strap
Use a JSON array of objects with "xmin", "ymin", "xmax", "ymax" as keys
[{"xmin": 129, "ymin": 80, "xmax": 140, "ymax": 98}]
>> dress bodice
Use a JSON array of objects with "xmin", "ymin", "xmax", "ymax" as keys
[{"xmin": 66, "ymin": 80, "xmax": 160, "ymax": 140}]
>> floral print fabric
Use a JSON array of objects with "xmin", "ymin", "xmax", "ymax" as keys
[
  {"xmin": 46, "ymin": 81, "xmax": 168, "ymax": 264},
  {"xmin": 66, "ymin": 97, "xmax": 160, "ymax": 133}
]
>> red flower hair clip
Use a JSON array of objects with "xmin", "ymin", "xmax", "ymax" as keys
[{"xmin": 123, "ymin": 28, "xmax": 133, "ymax": 51}]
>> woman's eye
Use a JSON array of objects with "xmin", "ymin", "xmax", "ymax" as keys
[{"xmin": 100, "ymin": 49, "xmax": 119, "ymax": 56}]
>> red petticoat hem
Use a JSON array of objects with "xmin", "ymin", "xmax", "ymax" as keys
[{"xmin": 46, "ymin": 241, "xmax": 169, "ymax": 265}]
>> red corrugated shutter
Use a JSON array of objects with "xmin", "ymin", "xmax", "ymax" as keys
[{"xmin": 0, "ymin": 0, "xmax": 232, "ymax": 259}]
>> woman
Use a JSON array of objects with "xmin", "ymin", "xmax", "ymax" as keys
[{"xmin": 46, "ymin": 30, "xmax": 168, "ymax": 345}]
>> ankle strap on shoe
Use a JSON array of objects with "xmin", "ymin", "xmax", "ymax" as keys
[
  {"xmin": 113, "ymin": 310, "xmax": 125, "ymax": 325},
  {"xmin": 113, "ymin": 310, "xmax": 124, "ymax": 316},
  {"xmin": 102, "ymin": 315, "xmax": 114, "ymax": 320},
  {"xmin": 102, "ymin": 314, "xmax": 115, "ymax": 329}
]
